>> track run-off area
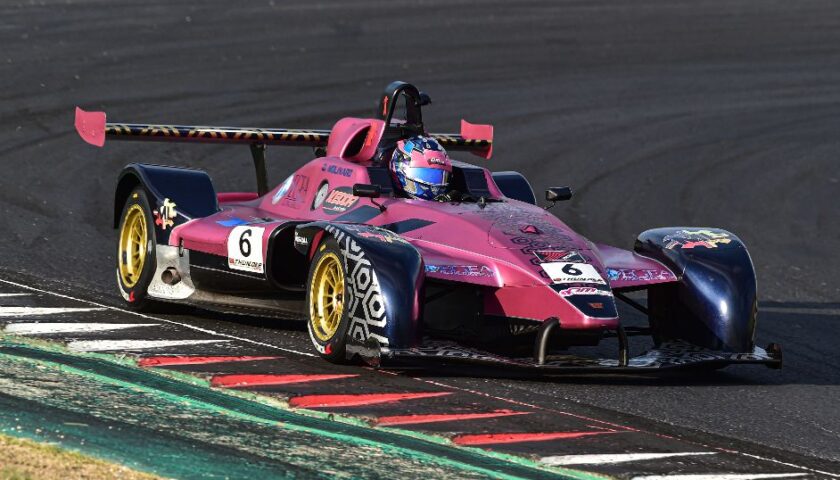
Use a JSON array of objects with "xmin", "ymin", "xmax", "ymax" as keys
[{"xmin": 0, "ymin": 275, "xmax": 837, "ymax": 479}]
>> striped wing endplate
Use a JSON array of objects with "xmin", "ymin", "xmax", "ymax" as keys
[
  {"xmin": 431, "ymin": 134, "xmax": 493, "ymax": 158},
  {"xmin": 434, "ymin": 119, "xmax": 494, "ymax": 159}
]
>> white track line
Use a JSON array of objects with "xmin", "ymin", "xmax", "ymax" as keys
[
  {"xmin": 0, "ymin": 293, "xmax": 31, "ymax": 297},
  {"xmin": 4, "ymin": 323, "xmax": 158, "ymax": 335},
  {"xmin": 0, "ymin": 278, "xmax": 315, "ymax": 357},
  {"xmin": 67, "ymin": 339, "xmax": 229, "ymax": 352},
  {"xmin": 542, "ymin": 452, "xmax": 716, "ymax": 466},
  {"xmin": 631, "ymin": 474, "xmax": 809, "ymax": 480},
  {"xmin": 0, "ymin": 306, "xmax": 105, "ymax": 317},
  {"xmin": 729, "ymin": 452, "xmax": 838, "ymax": 479}
]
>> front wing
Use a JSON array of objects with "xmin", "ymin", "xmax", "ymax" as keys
[{"xmin": 383, "ymin": 340, "xmax": 782, "ymax": 373}]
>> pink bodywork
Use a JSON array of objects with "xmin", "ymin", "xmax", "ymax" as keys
[{"xmin": 169, "ymin": 116, "xmax": 679, "ymax": 331}]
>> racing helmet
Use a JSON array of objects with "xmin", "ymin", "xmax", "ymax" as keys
[{"xmin": 390, "ymin": 136, "xmax": 452, "ymax": 200}]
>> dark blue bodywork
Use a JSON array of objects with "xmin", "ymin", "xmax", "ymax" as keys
[{"xmin": 635, "ymin": 227, "xmax": 757, "ymax": 352}]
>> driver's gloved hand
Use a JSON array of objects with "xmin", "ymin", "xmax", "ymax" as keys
[{"xmin": 434, "ymin": 190, "xmax": 463, "ymax": 202}]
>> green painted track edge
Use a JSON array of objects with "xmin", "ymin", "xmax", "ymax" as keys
[{"xmin": 0, "ymin": 335, "xmax": 610, "ymax": 480}]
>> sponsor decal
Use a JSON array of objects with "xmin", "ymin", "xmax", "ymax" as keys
[
  {"xmin": 557, "ymin": 286, "xmax": 613, "ymax": 297},
  {"xmin": 227, "ymin": 226, "xmax": 265, "ymax": 274},
  {"xmin": 357, "ymin": 230, "xmax": 406, "ymax": 244},
  {"xmin": 322, "ymin": 187, "xmax": 358, "ymax": 215},
  {"xmin": 425, "ymin": 264, "xmax": 494, "ymax": 278},
  {"xmin": 312, "ymin": 181, "xmax": 329, "ymax": 210},
  {"xmin": 294, "ymin": 231, "xmax": 309, "ymax": 248},
  {"xmin": 663, "ymin": 229, "xmax": 732, "ymax": 250},
  {"xmin": 282, "ymin": 174, "xmax": 309, "ymax": 206},
  {"xmin": 589, "ymin": 302, "xmax": 604, "ymax": 309},
  {"xmin": 427, "ymin": 157, "xmax": 446, "ymax": 166},
  {"xmin": 606, "ymin": 268, "xmax": 676, "ymax": 282},
  {"xmin": 542, "ymin": 262, "xmax": 606, "ymax": 285},
  {"xmin": 271, "ymin": 175, "xmax": 294, "ymax": 204},
  {"xmin": 533, "ymin": 250, "xmax": 586, "ymax": 263},
  {"xmin": 322, "ymin": 163, "xmax": 354, "ymax": 177},
  {"xmin": 153, "ymin": 198, "xmax": 177, "ymax": 230},
  {"xmin": 273, "ymin": 174, "xmax": 309, "ymax": 206}
]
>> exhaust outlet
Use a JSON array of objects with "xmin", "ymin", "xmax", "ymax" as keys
[{"xmin": 161, "ymin": 267, "xmax": 181, "ymax": 285}]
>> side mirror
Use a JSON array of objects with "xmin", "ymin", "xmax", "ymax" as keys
[
  {"xmin": 353, "ymin": 184, "xmax": 386, "ymax": 212},
  {"xmin": 545, "ymin": 186, "xmax": 573, "ymax": 202},
  {"xmin": 353, "ymin": 183, "xmax": 381, "ymax": 198},
  {"xmin": 419, "ymin": 92, "xmax": 432, "ymax": 106}
]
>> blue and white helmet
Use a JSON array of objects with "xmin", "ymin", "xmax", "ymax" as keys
[{"xmin": 389, "ymin": 136, "xmax": 452, "ymax": 200}]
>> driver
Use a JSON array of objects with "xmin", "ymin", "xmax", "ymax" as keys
[{"xmin": 389, "ymin": 135, "xmax": 453, "ymax": 200}]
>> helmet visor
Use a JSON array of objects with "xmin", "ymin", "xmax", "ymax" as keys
[{"xmin": 405, "ymin": 167, "xmax": 449, "ymax": 186}]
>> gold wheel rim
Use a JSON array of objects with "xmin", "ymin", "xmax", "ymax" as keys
[
  {"xmin": 309, "ymin": 252, "xmax": 345, "ymax": 342},
  {"xmin": 118, "ymin": 204, "xmax": 148, "ymax": 288}
]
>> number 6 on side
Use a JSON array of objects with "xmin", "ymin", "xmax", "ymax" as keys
[{"xmin": 227, "ymin": 226, "xmax": 266, "ymax": 273}]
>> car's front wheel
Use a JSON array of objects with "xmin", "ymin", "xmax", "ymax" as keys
[{"xmin": 305, "ymin": 236, "xmax": 353, "ymax": 363}]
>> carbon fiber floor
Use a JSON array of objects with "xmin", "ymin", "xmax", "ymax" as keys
[{"xmin": 1, "ymin": 0, "xmax": 838, "ymax": 472}]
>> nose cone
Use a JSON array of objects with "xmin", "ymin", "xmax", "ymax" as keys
[{"xmin": 486, "ymin": 211, "xmax": 590, "ymax": 253}]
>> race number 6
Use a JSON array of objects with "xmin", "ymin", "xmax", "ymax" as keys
[
  {"xmin": 541, "ymin": 261, "xmax": 606, "ymax": 285},
  {"xmin": 227, "ymin": 226, "xmax": 265, "ymax": 273},
  {"xmin": 239, "ymin": 229, "xmax": 252, "ymax": 257},
  {"xmin": 561, "ymin": 263, "xmax": 582, "ymax": 276}
]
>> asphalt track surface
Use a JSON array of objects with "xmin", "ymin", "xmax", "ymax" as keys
[{"xmin": 1, "ymin": 0, "xmax": 839, "ymax": 477}]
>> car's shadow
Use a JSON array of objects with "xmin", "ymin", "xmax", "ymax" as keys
[{"xmin": 167, "ymin": 300, "xmax": 840, "ymax": 387}]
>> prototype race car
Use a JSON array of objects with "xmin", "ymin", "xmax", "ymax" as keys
[{"xmin": 75, "ymin": 81, "xmax": 781, "ymax": 372}]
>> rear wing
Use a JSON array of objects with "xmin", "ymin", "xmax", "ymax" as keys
[
  {"xmin": 74, "ymin": 108, "xmax": 492, "ymax": 157},
  {"xmin": 75, "ymin": 107, "xmax": 492, "ymax": 195}
]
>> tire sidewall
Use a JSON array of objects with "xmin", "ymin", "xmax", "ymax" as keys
[
  {"xmin": 305, "ymin": 236, "xmax": 352, "ymax": 362},
  {"xmin": 116, "ymin": 187, "xmax": 157, "ymax": 309}
]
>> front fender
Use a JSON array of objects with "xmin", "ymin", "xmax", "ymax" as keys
[
  {"xmin": 295, "ymin": 222, "xmax": 424, "ymax": 350},
  {"xmin": 635, "ymin": 227, "xmax": 757, "ymax": 351}
]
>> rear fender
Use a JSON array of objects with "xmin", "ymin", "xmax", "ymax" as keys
[
  {"xmin": 114, "ymin": 163, "xmax": 219, "ymax": 244},
  {"xmin": 635, "ymin": 227, "xmax": 757, "ymax": 351},
  {"xmin": 295, "ymin": 222, "xmax": 424, "ymax": 350}
]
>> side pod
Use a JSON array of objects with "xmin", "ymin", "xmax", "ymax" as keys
[
  {"xmin": 635, "ymin": 228, "xmax": 757, "ymax": 352},
  {"xmin": 114, "ymin": 163, "xmax": 219, "ymax": 244},
  {"xmin": 295, "ymin": 222, "xmax": 425, "ymax": 351}
]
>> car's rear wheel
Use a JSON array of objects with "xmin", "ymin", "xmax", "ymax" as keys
[
  {"xmin": 116, "ymin": 187, "xmax": 157, "ymax": 310},
  {"xmin": 306, "ymin": 237, "xmax": 352, "ymax": 363}
]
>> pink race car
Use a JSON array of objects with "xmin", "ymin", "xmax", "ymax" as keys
[{"xmin": 75, "ymin": 81, "xmax": 781, "ymax": 372}]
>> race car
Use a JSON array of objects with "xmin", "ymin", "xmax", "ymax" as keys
[{"xmin": 74, "ymin": 81, "xmax": 781, "ymax": 372}]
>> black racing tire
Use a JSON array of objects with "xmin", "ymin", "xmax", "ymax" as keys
[
  {"xmin": 115, "ymin": 187, "xmax": 159, "ymax": 311},
  {"xmin": 305, "ymin": 236, "xmax": 353, "ymax": 363}
]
